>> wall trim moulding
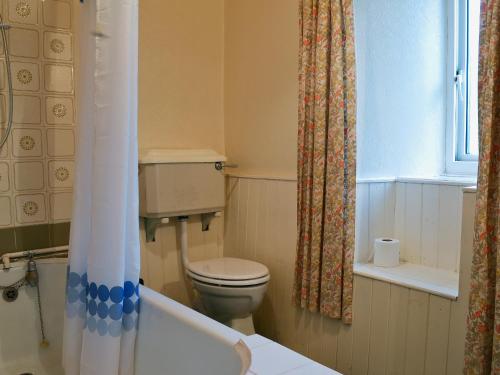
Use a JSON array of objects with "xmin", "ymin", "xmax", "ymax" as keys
[{"xmin": 225, "ymin": 173, "xmax": 476, "ymax": 187}]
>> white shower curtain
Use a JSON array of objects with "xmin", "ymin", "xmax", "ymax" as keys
[{"xmin": 62, "ymin": 1, "xmax": 140, "ymax": 374}]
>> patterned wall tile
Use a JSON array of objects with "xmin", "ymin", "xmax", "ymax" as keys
[
  {"xmin": 13, "ymin": 160, "xmax": 44, "ymax": 190},
  {"xmin": 11, "ymin": 61, "xmax": 40, "ymax": 91},
  {"xmin": 0, "ymin": 139, "xmax": 8, "ymax": 158},
  {"xmin": 43, "ymin": 31, "xmax": 72, "ymax": 61},
  {"xmin": 48, "ymin": 159, "xmax": 73, "ymax": 188},
  {"xmin": 42, "ymin": 0, "xmax": 71, "ymax": 30},
  {"xmin": 0, "ymin": 95, "xmax": 5, "ymax": 124},
  {"xmin": 44, "ymin": 64, "xmax": 72, "ymax": 93},
  {"xmin": 13, "ymin": 95, "xmax": 41, "ymax": 124},
  {"xmin": 11, "ymin": 128, "xmax": 43, "ymax": 157},
  {"xmin": 1, "ymin": 0, "xmax": 75, "ymax": 228},
  {"xmin": 0, "ymin": 161, "xmax": 10, "ymax": 192},
  {"xmin": 45, "ymin": 96, "xmax": 73, "ymax": 125},
  {"xmin": 0, "ymin": 60, "xmax": 6, "ymax": 91},
  {"xmin": 8, "ymin": 0, "xmax": 38, "ymax": 26},
  {"xmin": 8, "ymin": 27, "xmax": 39, "ymax": 58},
  {"xmin": 15, "ymin": 193, "xmax": 46, "ymax": 224},
  {"xmin": 49, "ymin": 192, "xmax": 72, "ymax": 221},
  {"xmin": 0, "ymin": 196, "xmax": 12, "ymax": 226},
  {"xmin": 46, "ymin": 128, "xmax": 73, "ymax": 157}
]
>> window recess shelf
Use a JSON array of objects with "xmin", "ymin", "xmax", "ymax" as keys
[{"xmin": 354, "ymin": 262, "xmax": 459, "ymax": 300}]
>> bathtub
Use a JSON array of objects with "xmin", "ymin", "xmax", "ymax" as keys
[{"xmin": 0, "ymin": 258, "xmax": 250, "ymax": 375}]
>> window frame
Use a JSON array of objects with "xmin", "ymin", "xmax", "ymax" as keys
[{"xmin": 445, "ymin": 0, "xmax": 479, "ymax": 176}]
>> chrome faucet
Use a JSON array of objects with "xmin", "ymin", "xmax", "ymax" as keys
[{"xmin": 25, "ymin": 256, "xmax": 38, "ymax": 287}]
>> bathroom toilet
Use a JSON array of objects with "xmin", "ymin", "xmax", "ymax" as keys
[
  {"xmin": 138, "ymin": 149, "xmax": 270, "ymax": 335},
  {"xmin": 187, "ymin": 257, "xmax": 270, "ymax": 335}
]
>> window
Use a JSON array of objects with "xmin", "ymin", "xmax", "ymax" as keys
[{"xmin": 446, "ymin": 0, "xmax": 480, "ymax": 175}]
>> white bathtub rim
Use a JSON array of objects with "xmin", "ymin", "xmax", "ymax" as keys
[
  {"xmin": 140, "ymin": 286, "xmax": 247, "ymax": 343},
  {"xmin": 138, "ymin": 287, "xmax": 252, "ymax": 375}
]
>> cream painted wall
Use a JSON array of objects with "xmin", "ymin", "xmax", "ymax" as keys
[
  {"xmin": 224, "ymin": 0, "xmax": 299, "ymax": 177},
  {"xmin": 224, "ymin": 0, "xmax": 449, "ymax": 179},
  {"xmin": 138, "ymin": 0, "xmax": 225, "ymax": 153},
  {"xmin": 138, "ymin": 0, "xmax": 225, "ymax": 306}
]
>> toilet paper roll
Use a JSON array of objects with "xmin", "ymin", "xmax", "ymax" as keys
[{"xmin": 374, "ymin": 238, "xmax": 400, "ymax": 267}]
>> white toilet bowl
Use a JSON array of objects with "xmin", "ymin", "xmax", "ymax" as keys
[{"xmin": 186, "ymin": 257, "xmax": 270, "ymax": 335}]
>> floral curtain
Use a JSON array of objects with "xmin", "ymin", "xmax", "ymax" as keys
[
  {"xmin": 293, "ymin": 0, "xmax": 356, "ymax": 323},
  {"xmin": 464, "ymin": 0, "xmax": 500, "ymax": 373}
]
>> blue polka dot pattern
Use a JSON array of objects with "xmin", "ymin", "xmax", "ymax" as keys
[
  {"xmin": 97, "ymin": 302, "xmax": 109, "ymax": 319},
  {"xmin": 109, "ymin": 303, "xmax": 123, "ymax": 320},
  {"xmin": 81, "ymin": 273, "xmax": 88, "ymax": 287},
  {"xmin": 98, "ymin": 285, "xmax": 109, "ymax": 302},
  {"xmin": 68, "ymin": 272, "xmax": 81, "ymax": 288},
  {"xmin": 89, "ymin": 283, "xmax": 98, "ymax": 299},
  {"xmin": 124, "ymin": 281, "xmax": 135, "ymax": 298},
  {"xmin": 123, "ymin": 298, "xmax": 134, "ymax": 314},
  {"xmin": 97, "ymin": 319, "xmax": 108, "ymax": 336},
  {"xmin": 65, "ymin": 268, "xmax": 140, "ymax": 337},
  {"xmin": 110, "ymin": 286, "xmax": 124, "ymax": 303}
]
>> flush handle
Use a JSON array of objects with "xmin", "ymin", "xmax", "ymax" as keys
[{"xmin": 215, "ymin": 162, "xmax": 239, "ymax": 171}]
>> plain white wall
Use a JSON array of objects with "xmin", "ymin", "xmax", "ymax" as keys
[{"xmin": 355, "ymin": 0, "xmax": 448, "ymax": 178}]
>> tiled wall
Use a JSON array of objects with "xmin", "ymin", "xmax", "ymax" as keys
[
  {"xmin": 224, "ymin": 175, "xmax": 475, "ymax": 374},
  {"xmin": 0, "ymin": 0, "xmax": 74, "ymax": 233},
  {"xmin": 356, "ymin": 180, "xmax": 466, "ymax": 272}
]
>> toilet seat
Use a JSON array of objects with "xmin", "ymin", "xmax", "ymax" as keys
[{"xmin": 187, "ymin": 257, "xmax": 270, "ymax": 287}]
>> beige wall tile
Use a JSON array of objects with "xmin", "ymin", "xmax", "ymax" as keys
[
  {"xmin": 11, "ymin": 61, "xmax": 40, "ymax": 91},
  {"xmin": 49, "ymin": 191, "xmax": 72, "ymax": 221},
  {"xmin": 46, "ymin": 128, "xmax": 74, "ymax": 157},
  {"xmin": 45, "ymin": 96, "xmax": 74, "ymax": 125},
  {"xmin": 44, "ymin": 64, "xmax": 73, "ymax": 93},
  {"xmin": 8, "ymin": 27, "xmax": 39, "ymax": 58},
  {"xmin": 8, "ymin": 0, "xmax": 39, "ymax": 26},
  {"xmin": 15, "ymin": 193, "xmax": 46, "ymax": 224},
  {"xmin": 0, "ymin": 196, "xmax": 12, "ymax": 226},
  {"xmin": 42, "ymin": 0, "xmax": 71, "ymax": 29},
  {"xmin": 0, "ymin": 162, "xmax": 10, "ymax": 192},
  {"xmin": 13, "ymin": 160, "xmax": 44, "ymax": 190},
  {"xmin": 43, "ymin": 31, "xmax": 72, "ymax": 61},
  {"xmin": 11, "ymin": 128, "xmax": 43, "ymax": 158},
  {"xmin": 13, "ymin": 95, "xmax": 41, "ymax": 124}
]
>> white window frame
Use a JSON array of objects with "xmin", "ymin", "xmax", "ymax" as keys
[{"xmin": 445, "ymin": 0, "xmax": 479, "ymax": 176}]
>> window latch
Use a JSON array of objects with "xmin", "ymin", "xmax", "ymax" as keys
[{"xmin": 455, "ymin": 69, "xmax": 465, "ymax": 101}]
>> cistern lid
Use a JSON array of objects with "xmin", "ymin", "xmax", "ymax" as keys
[
  {"xmin": 187, "ymin": 257, "xmax": 269, "ymax": 281},
  {"xmin": 139, "ymin": 149, "xmax": 227, "ymax": 164}
]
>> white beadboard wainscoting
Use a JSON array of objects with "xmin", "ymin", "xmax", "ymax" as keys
[
  {"xmin": 224, "ymin": 175, "xmax": 476, "ymax": 375},
  {"xmin": 356, "ymin": 179, "xmax": 468, "ymax": 272}
]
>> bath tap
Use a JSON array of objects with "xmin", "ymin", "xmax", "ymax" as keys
[{"xmin": 25, "ymin": 257, "xmax": 39, "ymax": 287}]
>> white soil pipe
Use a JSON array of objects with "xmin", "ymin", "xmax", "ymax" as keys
[
  {"xmin": 1, "ymin": 245, "xmax": 69, "ymax": 269},
  {"xmin": 178, "ymin": 218, "xmax": 190, "ymax": 269}
]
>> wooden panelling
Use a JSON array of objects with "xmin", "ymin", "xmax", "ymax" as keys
[
  {"xmin": 224, "ymin": 176, "xmax": 474, "ymax": 375},
  {"xmin": 356, "ymin": 182, "xmax": 395, "ymax": 263},
  {"xmin": 394, "ymin": 182, "xmax": 464, "ymax": 272}
]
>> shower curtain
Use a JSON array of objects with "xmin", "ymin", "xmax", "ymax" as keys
[{"xmin": 62, "ymin": 1, "xmax": 140, "ymax": 374}]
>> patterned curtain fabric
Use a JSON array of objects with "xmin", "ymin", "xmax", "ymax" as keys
[
  {"xmin": 293, "ymin": 0, "xmax": 356, "ymax": 323},
  {"xmin": 464, "ymin": 0, "xmax": 500, "ymax": 373}
]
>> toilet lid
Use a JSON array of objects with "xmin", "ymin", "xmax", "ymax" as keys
[{"xmin": 187, "ymin": 257, "xmax": 269, "ymax": 281}]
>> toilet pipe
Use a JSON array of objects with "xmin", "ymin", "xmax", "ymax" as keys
[{"xmin": 177, "ymin": 216, "xmax": 190, "ymax": 269}]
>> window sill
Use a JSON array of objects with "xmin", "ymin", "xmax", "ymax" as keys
[{"xmin": 354, "ymin": 262, "xmax": 459, "ymax": 300}]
